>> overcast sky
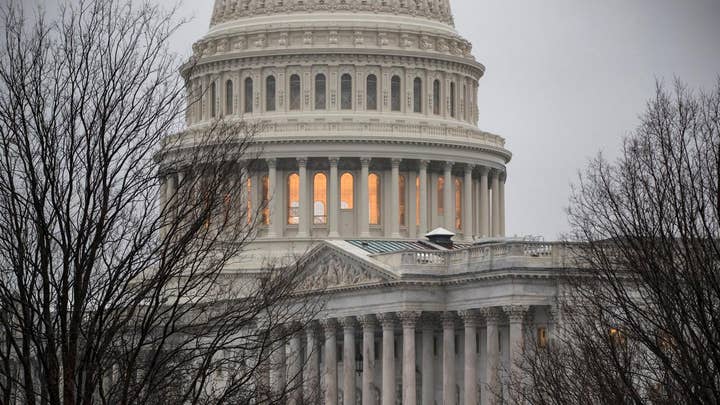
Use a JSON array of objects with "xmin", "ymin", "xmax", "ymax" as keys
[{"xmin": 36, "ymin": 0, "xmax": 720, "ymax": 239}]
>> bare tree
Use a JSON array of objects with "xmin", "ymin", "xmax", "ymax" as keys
[
  {"xmin": 0, "ymin": 1, "xmax": 321, "ymax": 404},
  {"xmin": 506, "ymin": 79, "xmax": 720, "ymax": 405}
]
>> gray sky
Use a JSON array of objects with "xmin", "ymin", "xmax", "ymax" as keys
[{"xmin": 39, "ymin": 0, "xmax": 720, "ymax": 239}]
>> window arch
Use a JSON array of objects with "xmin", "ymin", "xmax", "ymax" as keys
[
  {"xmin": 341, "ymin": 73, "xmax": 352, "ymax": 110},
  {"xmin": 399, "ymin": 175, "xmax": 406, "ymax": 226},
  {"xmin": 244, "ymin": 77, "xmax": 253, "ymax": 113},
  {"xmin": 266, "ymin": 76, "xmax": 276, "ymax": 112},
  {"xmin": 437, "ymin": 177, "xmax": 445, "ymax": 215},
  {"xmin": 313, "ymin": 173, "xmax": 327, "ymax": 224},
  {"xmin": 366, "ymin": 74, "xmax": 378, "ymax": 110},
  {"xmin": 433, "ymin": 79, "xmax": 441, "ymax": 115},
  {"xmin": 391, "ymin": 75, "xmax": 401, "ymax": 111},
  {"xmin": 315, "ymin": 74, "xmax": 326, "ymax": 110},
  {"xmin": 340, "ymin": 173, "xmax": 354, "ymax": 209},
  {"xmin": 413, "ymin": 78, "xmax": 422, "ymax": 113},
  {"xmin": 369, "ymin": 173, "xmax": 381, "ymax": 225},
  {"xmin": 261, "ymin": 175, "xmax": 270, "ymax": 225},
  {"xmin": 225, "ymin": 80, "xmax": 234, "ymax": 115},
  {"xmin": 450, "ymin": 82, "xmax": 456, "ymax": 118},
  {"xmin": 455, "ymin": 178, "xmax": 462, "ymax": 230},
  {"xmin": 210, "ymin": 81, "xmax": 217, "ymax": 118},
  {"xmin": 287, "ymin": 173, "xmax": 300, "ymax": 225},
  {"xmin": 290, "ymin": 74, "xmax": 301, "ymax": 111}
]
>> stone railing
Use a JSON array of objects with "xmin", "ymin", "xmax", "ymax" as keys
[{"xmin": 373, "ymin": 241, "xmax": 577, "ymax": 276}]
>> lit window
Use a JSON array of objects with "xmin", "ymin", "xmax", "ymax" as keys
[
  {"xmin": 369, "ymin": 173, "xmax": 381, "ymax": 225},
  {"xmin": 415, "ymin": 176, "xmax": 420, "ymax": 226},
  {"xmin": 210, "ymin": 81, "xmax": 217, "ymax": 118},
  {"xmin": 246, "ymin": 177, "xmax": 252, "ymax": 223},
  {"xmin": 455, "ymin": 178, "xmax": 462, "ymax": 230},
  {"xmin": 266, "ymin": 76, "xmax": 276, "ymax": 112},
  {"xmin": 225, "ymin": 80, "xmax": 233, "ymax": 115},
  {"xmin": 609, "ymin": 327, "xmax": 626, "ymax": 346},
  {"xmin": 537, "ymin": 327, "xmax": 548, "ymax": 348},
  {"xmin": 244, "ymin": 77, "xmax": 253, "ymax": 113},
  {"xmin": 315, "ymin": 74, "xmax": 326, "ymax": 110},
  {"xmin": 450, "ymin": 82, "xmax": 456, "ymax": 118},
  {"xmin": 340, "ymin": 173, "xmax": 354, "ymax": 209},
  {"xmin": 313, "ymin": 173, "xmax": 327, "ymax": 224},
  {"xmin": 290, "ymin": 74, "xmax": 301, "ymax": 111},
  {"xmin": 399, "ymin": 175, "xmax": 406, "ymax": 226},
  {"xmin": 261, "ymin": 175, "xmax": 270, "ymax": 225},
  {"xmin": 287, "ymin": 173, "xmax": 300, "ymax": 224},
  {"xmin": 413, "ymin": 78, "xmax": 422, "ymax": 113},
  {"xmin": 433, "ymin": 79, "xmax": 440, "ymax": 115},
  {"xmin": 366, "ymin": 74, "xmax": 378, "ymax": 110},
  {"xmin": 437, "ymin": 177, "xmax": 444, "ymax": 215},
  {"xmin": 341, "ymin": 73, "xmax": 352, "ymax": 110},
  {"xmin": 391, "ymin": 75, "xmax": 401, "ymax": 111}
]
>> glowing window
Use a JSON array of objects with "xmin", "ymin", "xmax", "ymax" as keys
[
  {"xmin": 341, "ymin": 173, "xmax": 354, "ymax": 209},
  {"xmin": 433, "ymin": 79, "xmax": 441, "ymax": 115},
  {"xmin": 225, "ymin": 80, "xmax": 233, "ymax": 115},
  {"xmin": 246, "ymin": 177, "xmax": 252, "ymax": 223},
  {"xmin": 341, "ymin": 73, "xmax": 352, "ymax": 110},
  {"xmin": 369, "ymin": 173, "xmax": 381, "ymax": 225},
  {"xmin": 366, "ymin": 74, "xmax": 378, "ymax": 110},
  {"xmin": 437, "ymin": 177, "xmax": 444, "ymax": 215},
  {"xmin": 399, "ymin": 175, "xmax": 406, "ymax": 226},
  {"xmin": 537, "ymin": 327, "xmax": 548, "ymax": 348},
  {"xmin": 315, "ymin": 74, "xmax": 326, "ymax": 110},
  {"xmin": 415, "ymin": 176, "xmax": 420, "ymax": 226},
  {"xmin": 455, "ymin": 178, "xmax": 462, "ymax": 230},
  {"xmin": 391, "ymin": 75, "xmax": 401, "ymax": 111},
  {"xmin": 244, "ymin": 77, "xmax": 253, "ymax": 113},
  {"xmin": 262, "ymin": 175, "xmax": 270, "ymax": 225},
  {"xmin": 314, "ymin": 173, "xmax": 327, "ymax": 225},
  {"xmin": 266, "ymin": 76, "xmax": 276, "ymax": 112},
  {"xmin": 290, "ymin": 74, "xmax": 301, "ymax": 111},
  {"xmin": 450, "ymin": 82, "xmax": 456, "ymax": 118},
  {"xmin": 413, "ymin": 78, "xmax": 422, "ymax": 113},
  {"xmin": 210, "ymin": 81, "xmax": 217, "ymax": 118},
  {"xmin": 287, "ymin": 173, "xmax": 300, "ymax": 225}
]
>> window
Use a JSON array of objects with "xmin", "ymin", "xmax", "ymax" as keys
[
  {"xmin": 450, "ymin": 82, "xmax": 456, "ymax": 118},
  {"xmin": 366, "ymin": 74, "xmax": 378, "ymax": 110},
  {"xmin": 455, "ymin": 178, "xmax": 462, "ymax": 230},
  {"xmin": 399, "ymin": 175, "xmax": 406, "ymax": 226},
  {"xmin": 315, "ymin": 74, "xmax": 326, "ymax": 110},
  {"xmin": 313, "ymin": 173, "xmax": 327, "ymax": 224},
  {"xmin": 266, "ymin": 76, "xmax": 276, "ymax": 112},
  {"xmin": 287, "ymin": 173, "xmax": 300, "ymax": 224},
  {"xmin": 369, "ymin": 173, "xmax": 380, "ymax": 225},
  {"xmin": 415, "ymin": 176, "xmax": 420, "ymax": 226},
  {"xmin": 261, "ymin": 175, "xmax": 270, "ymax": 225},
  {"xmin": 244, "ymin": 77, "xmax": 253, "ymax": 113},
  {"xmin": 437, "ymin": 177, "xmax": 444, "ymax": 215},
  {"xmin": 537, "ymin": 327, "xmax": 548, "ymax": 348},
  {"xmin": 341, "ymin": 73, "xmax": 352, "ymax": 110},
  {"xmin": 210, "ymin": 81, "xmax": 217, "ymax": 118},
  {"xmin": 340, "ymin": 173, "xmax": 354, "ymax": 209},
  {"xmin": 391, "ymin": 75, "xmax": 401, "ymax": 111},
  {"xmin": 433, "ymin": 79, "xmax": 441, "ymax": 115},
  {"xmin": 290, "ymin": 74, "xmax": 301, "ymax": 111},
  {"xmin": 413, "ymin": 77, "xmax": 422, "ymax": 113},
  {"xmin": 225, "ymin": 80, "xmax": 233, "ymax": 115}
]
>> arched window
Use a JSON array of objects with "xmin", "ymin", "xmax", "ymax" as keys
[
  {"xmin": 369, "ymin": 173, "xmax": 381, "ymax": 225},
  {"xmin": 450, "ymin": 82, "xmax": 456, "ymax": 118},
  {"xmin": 415, "ymin": 176, "xmax": 420, "ymax": 226},
  {"xmin": 225, "ymin": 80, "xmax": 234, "ymax": 115},
  {"xmin": 341, "ymin": 73, "xmax": 352, "ymax": 110},
  {"xmin": 413, "ymin": 78, "xmax": 422, "ymax": 113},
  {"xmin": 399, "ymin": 175, "xmax": 406, "ymax": 226},
  {"xmin": 315, "ymin": 74, "xmax": 326, "ymax": 110},
  {"xmin": 340, "ymin": 173, "xmax": 354, "ymax": 209},
  {"xmin": 287, "ymin": 173, "xmax": 300, "ymax": 225},
  {"xmin": 313, "ymin": 173, "xmax": 327, "ymax": 225},
  {"xmin": 391, "ymin": 75, "xmax": 401, "ymax": 111},
  {"xmin": 290, "ymin": 74, "xmax": 301, "ymax": 111},
  {"xmin": 433, "ymin": 79, "xmax": 441, "ymax": 115},
  {"xmin": 366, "ymin": 74, "xmax": 378, "ymax": 110},
  {"xmin": 437, "ymin": 177, "xmax": 445, "ymax": 215},
  {"xmin": 210, "ymin": 81, "xmax": 217, "ymax": 118},
  {"xmin": 266, "ymin": 76, "xmax": 276, "ymax": 112},
  {"xmin": 261, "ymin": 175, "xmax": 270, "ymax": 225},
  {"xmin": 244, "ymin": 77, "xmax": 253, "ymax": 113},
  {"xmin": 455, "ymin": 178, "xmax": 462, "ymax": 230}
]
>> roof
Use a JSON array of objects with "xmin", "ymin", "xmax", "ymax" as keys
[
  {"xmin": 346, "ymin": 240, "xmax": 437, "ymax": 254},
  {"xmin": 425, "ymin": 227, "xmax": 455, "ymax": 237}
]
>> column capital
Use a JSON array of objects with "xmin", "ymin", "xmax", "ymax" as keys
[
  {"xmin": 339, "ymin": 316, "xmax": 357, "ymax": 331},
  {"xmin": 391, "ymin": 158, "xmax": 402, "ymax": 168},
  {"xmin": 479, "ymin": 307, "xmax": 503, "ymax": 324},
  {"xmin": 305, "ymin": 320, "xmax": 320, "ymax": 336},
  {"xmin": 420, "ymin": 312, "xmax": 439, "ymax": 331},
  {"xmin": 458, "ymin": 309, "xmax": 482, "ymax": 327},
  {"xmin": 549, "ymin": 304, "xmax": 560, "ymax": 321},
  {"xmin": 360, "ymin": 157, "xmax": 371, "ymax": 166},
  {"xmin": 500, "ymin": 171, "xmax": 507, "ymax": 182},
  {"xmin": 297, "ymin": 157, "xmax": 308, "ymax": 167},
  {"xmin": 357, "ymin": 314, "xmax": 378, "ymax": 330},
  {"xmin": 478, "ymin": 166, "xmax": 489, "ymax": 176},
  {"xmin": 440, "ymin": 311, "xmax": 457, "ymax": 329},
  {"xmin": 444, "ymin": 161, "xmax": 454, "ymax": 170},
  {"xmin": 464, "ymin": 163, "xmax": 475, "ymax": 174},
  {"xmin": 328, "ymin": 157, "xmax": 339, "ymax": 166},
  {"xmin": 419, "ymin": 159, "xmax": 430, "ymax": 169},
  {"xmin": 320, "ymin": 318, "xmax": 338, "ymax": 334},
  {"xmin": 397, "ymin": 311, "xmax": 421, "ymax": 328},
  {"xmin": 376, "ymin": 312, "xmax": 397, "ymax": 330},
  {"xmin": 266, "ymin": 157, "xmax": 277, "ymax": 168},
  {"xmin": 503, "ymin": 305, "xmax": 530, "ymax": 323}
]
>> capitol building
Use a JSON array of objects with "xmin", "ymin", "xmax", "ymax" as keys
[{"xmin": 163, "ymin": 0, "xmax": 569, "ymax": 404}]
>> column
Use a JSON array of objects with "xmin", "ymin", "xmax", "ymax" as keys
[
  {"xmin": 390, "ymin": 158, "xmax": 402, "ymax": 238},
  {"xmin": 491, "ymin": 170, "xmax": 500, "ymax": 237},
  {"xmin": 548, "ymin": 305, "xmax": 560, "ymax": 343},
  {"xmin": 241, "ymin": 166, "xmax": 250, "ymax": 224},
  {"xmin": 322, "ymin": 319, "xmax": 338, "ymax": 405},
  {"xmin": 359, "ymin": 315, "xmax": 378, "ymax": 405},
  {"xmin": 499, "ymin": 172, "xmax": 506, "ymax": 237},
  {"xmin": 166, "ymin": 173, "xmax": 177, "ymax": 207},
  {"xmin": 377, "ymin": 313, "xmax": 396, "ymax": 405},
  {"xmin": 287, "ymin": 324, "xmax": 303, "ymax": 405},
  {"xmin": 504, "ymin": 305, "xmax": 529, "ymax": 381},
  {"xmin": 420, "ymin": 316, "xmax": 435, "ymax": 405},
  {"xmin": 479, "ymin": 168, "xmax": 489, "ymax": 238},
  {"xmin": 418, "ymin": 160, "xmax": 429, "ymax": 236},
  {"xmin": 298, "ymin": 158, "xmax": 310, "ymax": 237},
  {"xmin": 267, "ymin": 158, "xmax": 279, "ymax": 237},
  {"xmin": 329, "ymin": 157, "xmax": 340, "ymax": 237},
  {"xmin": 269, "ymin": 327, "xmax": 287, "ymax": 399},
  {"xmin": 399, "ymin": 311, "xmax": 421, "ymax": 405},
  {"xmin": 304, "ymin": 322, "xmax": 320, "ymax": 403},
  {"xmin": 459, "ymin": 310, "xmax": 481, "ymax": 405},
  {"xmin": 481, "ymin": 308, "xmax": 501, "ymax": 405},
  {"xmin": 359, "ymin": 158, "xmax": 371, "ymax": 237},
  {"xmin": 443, "ymin": 162, "xmax": 454, "ymax": 231},
  {"xmin": 464, "ymin": 165, "xmax": 474, "ymax": 240},
  {"xmin": 441, "ymin": 312, "xmax": 456, "ymax": 405},
  {"xmin": 341, "ymin": 317, "xmax": 357, "ymax": 405}
]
